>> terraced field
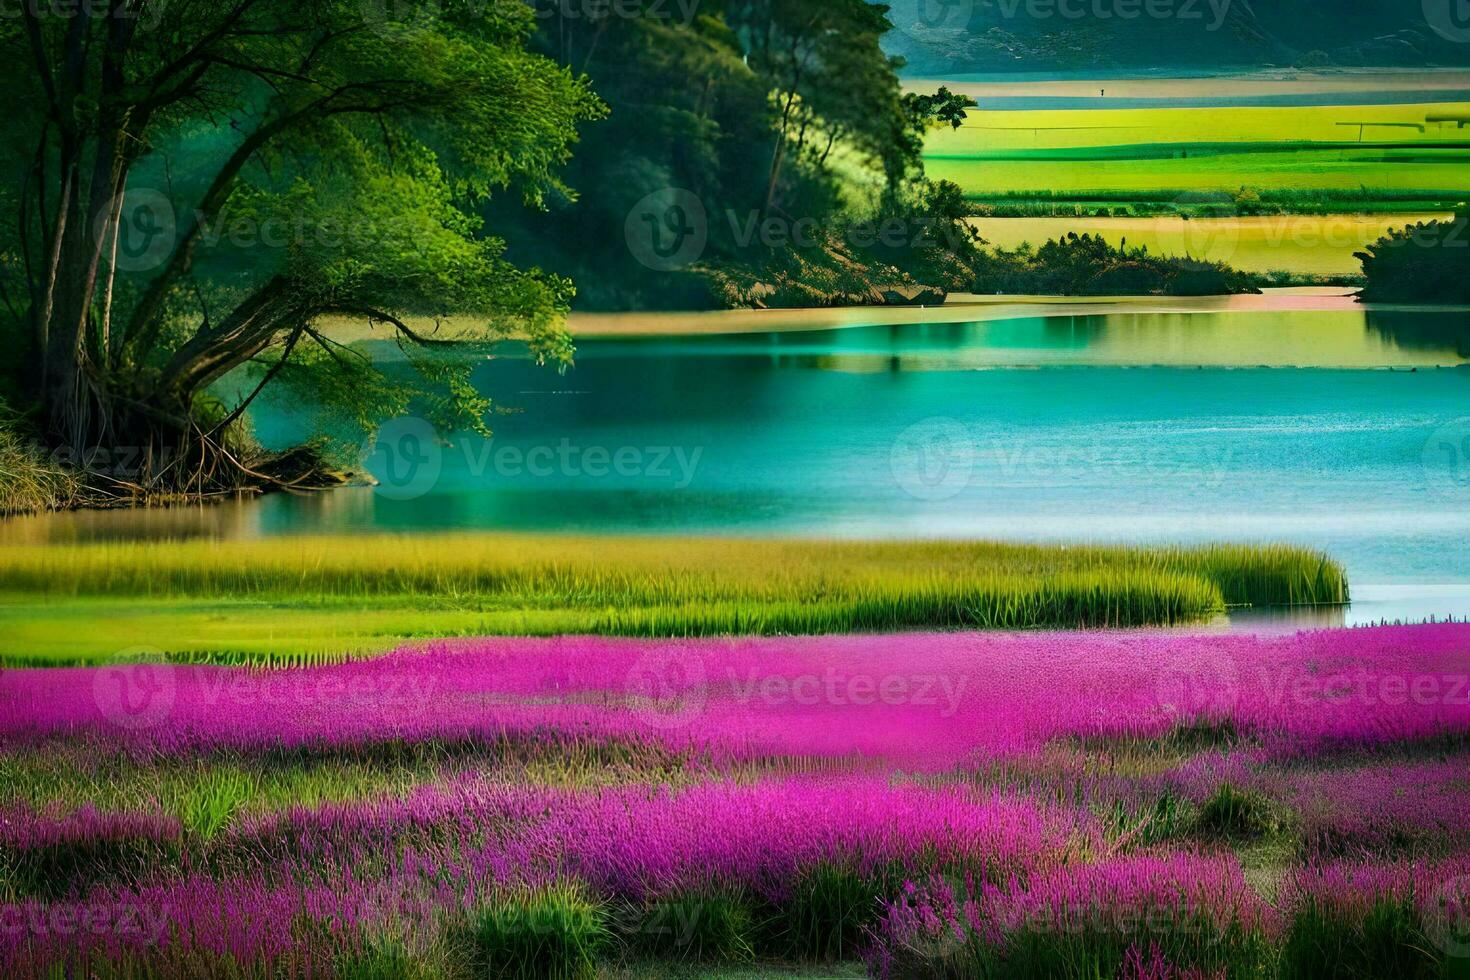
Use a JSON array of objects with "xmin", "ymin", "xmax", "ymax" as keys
[{"xmin": 926, "ymin": 103, "xmax": 1470, "ymax": 202}]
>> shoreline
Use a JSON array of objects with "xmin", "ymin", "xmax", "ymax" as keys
[{"xmin": 568, "ymin": 287, "xmax": 1437, "ymax": 338}]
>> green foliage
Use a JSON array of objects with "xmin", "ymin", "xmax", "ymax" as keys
[
  {"xmin": 336, "ymin": 937, "xmax": 423, "ymax": 980},
  {"xmin": 626, "ymin": 894, "xmax": 755, "ymax": 963},
  {"xmin": 778, "ymin": 863, "xmax": 884, "ymax": 961},
  {"xmin": 972, "ymin": 233, "xmax": 1263, "ymax": 297},
  {"xmin": 1280, "ymin": 897, "xmax": 1452, "ymax": 980},
  {"xmin": 463, "ymin": 885, "xmax": 609, "ymax": 980},
  {"xmin": 1358, "ymin": 212, "xmax": 1470, "ymax": 304},
  {"xmin": 981, "ymin": 923, "xmax": 1269, "ymax": 980},
  {"xmin": 1168, "ymin": 718, "xmax": 1244, "ymax": 752},
  {"xmin": 1191, "ymin": 784, "xmax": 1280, "ymax": 841},
  {"xmin": 500, "ymin": 2, "xmax": 968, "ymax": 311},
  {"xmin": 4, "ymin": 0, "xmax": 602, "ymax": 489},
  {"xmin": 179, "ymin": 769, "xmax": 255, "ymax": 841}
]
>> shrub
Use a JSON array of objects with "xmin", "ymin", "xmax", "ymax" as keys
[
  {"xmin": 1358, "ymin": 211, "xmax": 1470, "ymax": 304},
  {"xmin": 971, "ymin": 233, "xmax": 1261, "ymax": 296}
]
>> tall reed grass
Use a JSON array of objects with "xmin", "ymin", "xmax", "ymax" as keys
[
  {"xmin": 0, "ymin": 536, "xmax": 1349, "ymax": 663},
  {"xmin": 0, "ymin": 535, "xmax": 1344, "ymax": 611}
]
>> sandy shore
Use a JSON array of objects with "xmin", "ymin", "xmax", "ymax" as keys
[
  {"xmin": 321, "ymin": 288, "xmax": 1468, "ymax": 342},
  {"xmin": 566, "ymin": 288, "xmax": 1375, "ymax": 338}
]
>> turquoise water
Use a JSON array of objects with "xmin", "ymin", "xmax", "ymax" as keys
[{"xmin": 12, "ymin": 306, "xmax": 1470, "ymax": 621}]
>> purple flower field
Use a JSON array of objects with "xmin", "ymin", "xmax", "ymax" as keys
[
  {"xmin": 6, "ymin": 624, "xmax": 1468, "ymax": 762},
  {"xmin": 1, "ymin": 623, "xmax": 1467, "ymax": 976}
]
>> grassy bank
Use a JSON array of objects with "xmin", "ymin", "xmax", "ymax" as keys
[{"xmin": 0, "ymin": 536, "xmax": 1348, "ymax": 665}]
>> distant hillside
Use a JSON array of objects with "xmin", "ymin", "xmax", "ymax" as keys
[{"xmin": 886, "ymin": 0, "xmax": 1470, "ymax": 76}]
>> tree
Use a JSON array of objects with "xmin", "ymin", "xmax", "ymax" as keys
[
  {"xmin": 1, "ymin": 0, "xmax": 602, "ymax": 497},
  {"xmin": 1357, "ymin": 211, "xmax": 1470, "ymax": 304},
  {"xmin": 884, "ymin": 86, "xmax": 975, "ymax": 196},
  {"xmin": 724, "ymin": 0, "xmax": 897, "ymax": 219}
]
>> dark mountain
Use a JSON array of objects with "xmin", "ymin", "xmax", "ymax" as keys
[{"xmin": 885, "ymin": 0, "xmax": 1470, "ymax": 75}]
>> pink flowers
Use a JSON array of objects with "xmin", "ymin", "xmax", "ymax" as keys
[
  {"xmin": 0, "ymin": 623, "xmax": 1466, "ymax": 975},
  {"xmin": 3, "ymin": 624, "xmax": 1466, "ymax": 767},
  {"xmin": 867, "ymin": 854, "xmax": 1274, "ymax": 978}
]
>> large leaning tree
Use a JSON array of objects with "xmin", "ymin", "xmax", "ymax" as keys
[{"xmin": 0, "ymin": 0, "xmax": 602, "ymax": 497}]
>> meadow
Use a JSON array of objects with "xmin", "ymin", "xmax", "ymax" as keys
[
  {"xmin": 1, "ymin": 624, "xmax": 1466, "ymax": 977},
  {"xmin": 0, "ymin": 536, "xmax": 1348, "ymax": 666},
  {"xmin": 919, "ymin": 99, "xmax": 1470, "ymax": 286},
  {"xmin": 924, "ymin": 103, "xmax": 1470, "ymax": 201},
  {"xmin": 968, "ymin": 214, "xmax": 1450, "ymax": 276}
]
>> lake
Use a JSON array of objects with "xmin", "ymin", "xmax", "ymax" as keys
[{"xmin": 9, "ymin": 297, "xmax": 1468, "ymax": 625}]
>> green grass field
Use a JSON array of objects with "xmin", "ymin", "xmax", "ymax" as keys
[
  {"xmin": 0, "ymin": 535, "xmax": 1348, "ymax": 665},
  {"xmin": 926, "ymin": 102, "xmax": 1470, "ymax": 202}
]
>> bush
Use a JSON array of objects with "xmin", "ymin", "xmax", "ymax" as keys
[
  {"xmin": 1358, "ymin": 211, "xmax": 1470, "ymax": 303},
  {"xmin": 971, "ymin": 233, "xmax": 1261, "ymax": 297}
]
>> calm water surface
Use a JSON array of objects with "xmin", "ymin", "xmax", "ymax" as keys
[{"xmin": 8, "ymin": 304, "xmax": 1470, "ymax": 624}]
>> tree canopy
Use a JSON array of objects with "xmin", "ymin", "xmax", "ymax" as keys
[
  {"xmin": 1, "ymin": 0, "xmax": 601, "ymax": 493},
  {"xmin": 0, "ymin": 0, "xmax": 977, "ymax": 502}
]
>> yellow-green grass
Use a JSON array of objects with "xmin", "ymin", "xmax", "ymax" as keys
[
  {"xmin": 968, "ymin": 213, "xmax": 1451, "ymax": 276},
  {"xmin": 0, "ymin": 536, "xmax": 1348, "ymax": 666},
  {"xmin": 930, "ymin": 104, "xmax": 1470, "ymax": 152},
  {"xmin": 927, "ymin": 150, "xmax": 1470, "ymax": 196},
  {"xmin": 924, "ymin": 103, "xmax": 1470, "ymax": 197}
]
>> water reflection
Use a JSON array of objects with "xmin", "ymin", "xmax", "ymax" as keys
[
  {"xmin": 585, "ymin": 308, "xmax": 1470, "ymax": 370},
  {"xmin": 1366, "ymin": 310, "xmax": 1470, "ymax": 359}
]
